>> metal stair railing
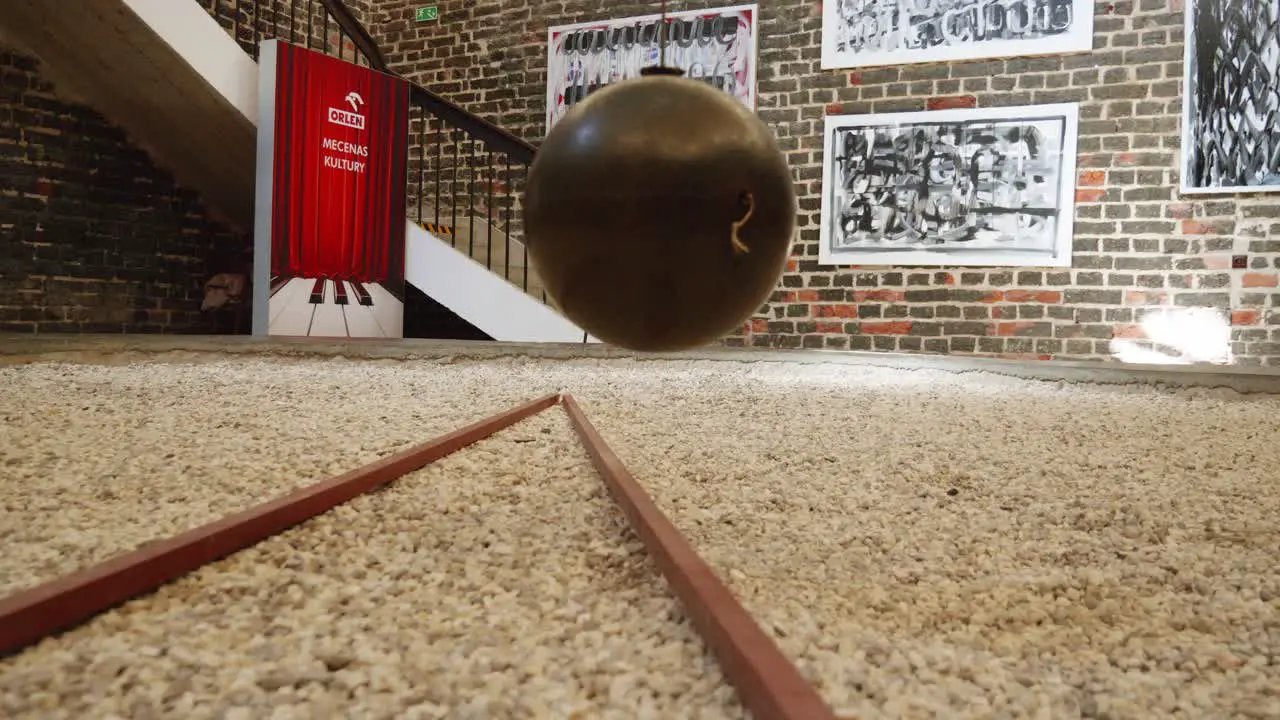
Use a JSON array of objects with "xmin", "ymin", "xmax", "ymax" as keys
[{"xmin": 196, "ymin": 0, "xmax": 547, "ymax": 303}]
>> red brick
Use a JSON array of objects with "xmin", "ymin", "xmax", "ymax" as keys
[
  {"xmin": 848, "ymin": 71, "xmax": 863, "ymax": 85},
  {"xmin": 1126, "ymin": 290, "xmax": 1168, "ymax": 305},
  {"xmin": 854, "ymin": 289, "xmax": 905, "ymax": 302},
  {"xmin": 815, "ymin": 303, "xmax": 858, "ymax": 319},
  {"xmin": 1182, "ymin": 219, "xmax": 1234, "ymax": 235},
  {"xmin": 750, "ymin": 319, "xmax": 768, "ymax": 333},
  {"xmin": 861, "ymin": 320, "xmax": 912, "ymax": 334},
  {"xmin": 980, "ymin": 291, "xmax": 1005, "ymax": 303},
  {"xmin": 1076, "ymin": 188, "xmax": 1106, "ymax": 203},
  {"xmin": 1004, "ymin": 290, "xmax": 1062, "ymax": 303},
  {"xmin": 825, "ymin": 102, "xmax": 843, "ymax": 115},
  {"xmin": 1113, "ymin": 324, "xmax": 1146, "ymax": 339},
  {"xmin": 1166, "ymin": 203, "xmax": 1194, "ymax": 219},
  {"xmin": 1232, "ymin": 309, "xmax": 1261, "ymax": 326},
  {"xmin": 796, "ymin": 289, "xmax": 820, "ymax": 302},
  {"xmin": 816, "ymin": 321, "xmax": 844, "ymax": 333},
  {"xmin": 1116, "ymin": 153, "xmax": 1139, "ymax": 165},
  {"xmin": 1078, "ymin": 170, "xmax": 1106, "ymax": 186},
  {"xmin": 785, "ymin": 258, "xmax": 799, "ymax": 273},
  {"xmin": 1243, "ymin": 272, "xmax": 1279, "ymax": 288},
  {"xmin": 927, "ymin": 95, "xmax": 977, "ymax": 110},
  {"xmin": 994, "ymin": 322, "xmax": 1036, "ymax": 336},
  {"xmin": 1203, "ymin": 254, "xmax": 1233, "ymax": 269}
]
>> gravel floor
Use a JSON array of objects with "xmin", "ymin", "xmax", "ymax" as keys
[
  {"xmin": 0, "ymin": 358, "xmax": 549, "ymax": 597},
  {"xmin": 0, "ymin": 408, "xmax": 741, "ymax": 719},
  {"xmin": 570, "ymin": 362, "xmax": 1280, "ymax": 720},
  {"xmin": 3, "ymin": 354, "xmax": 1278, "ymax": 719}
]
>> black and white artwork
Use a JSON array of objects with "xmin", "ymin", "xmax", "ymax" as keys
[
  {"xmin": 1180, "ymin": 0, "xmax": 1280, "ymax": 194},
  {"xmin": 819, "ymin": 103, "xmax": 1079, "ymax": 268},
  {"xmin": 821, "ymin": 0, "xmax": 1095, "ymax": 69},
  {"xmin": 545, "ymin": 5, "xmax": 758, "ymax": 132}
]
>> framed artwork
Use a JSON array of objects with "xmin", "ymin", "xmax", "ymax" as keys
[
  {"xmin": 253, "ymin": 40, "xmax": 410, "ymax": 338},
  {"xmin": 820, "ymin": 0, "xmax": 1095, "ymax": 70},
  {"xmin": 545, "ymin": 4, "xmax": 758, "ymax": 133},
  {"xmin": 1180, "ymin": 0, "xmax": 1280, "ymax": 194},
  {"xmin": 819, "ymin": 102, "xmax": 1080, "ymax": 268}
]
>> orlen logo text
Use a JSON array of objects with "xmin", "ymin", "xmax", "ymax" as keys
[
  {"xmin": 327, "ymin": 91, "xmax": 366, "ymax": 130},
  {"xmin": 327, "ymin": 107, "xmax": 365, "ymax": 130}
]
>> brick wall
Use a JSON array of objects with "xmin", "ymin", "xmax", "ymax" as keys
[
  {"xmin": 368, "ymin": 0, "xmax": 1280, "ymax": 365},
  {"xmin": 203, "ymin": 0, "xmax": 374, "ymax": 64},
  {"xmin": 0, "ymin": 47, "xmax": 250, "ymax": 335},
  {"xmin": 0, "ymin": 1, "xmax": 382, "ymax": 336}
]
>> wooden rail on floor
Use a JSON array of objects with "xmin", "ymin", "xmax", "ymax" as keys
[
  {"xmin": 560, "ymin": 394, "xmax": 839, "ymax": 720},
  {"xmin": 4, "ymin": 390, "xmax": 839, "ymax": 718},
  {"xmin": 0, "ymin": 393, "xmax": 560, "ymax": 657}
]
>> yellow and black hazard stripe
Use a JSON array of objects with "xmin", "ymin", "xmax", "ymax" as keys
[{"xmin": 422, "ymin": 222, "xmax": 456, "ymax": 237}]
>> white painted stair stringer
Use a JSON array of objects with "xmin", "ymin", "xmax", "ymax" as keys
[
  {"xmin": 119, "ymin": 0, "xmax": 261, "ymax": 125},
  {"xmin": 406, "ymin": 222, "xmax": 601, "ymax": 343}
]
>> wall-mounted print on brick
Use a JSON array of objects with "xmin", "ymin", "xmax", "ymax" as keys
[
  {"xmin": 545, "ymin": 4, "xmax": 757, "ymax": 133},
  {"xmin": 1180, "ymin": 0, "xmax": 1280, "ymax": 194},
  {"xmin": 820, "ymin": 0, "xmax": 1095, "ymax": 70},
  {"xmin": 819, "ymin": 103, "xmax": 1080, "ymax": 268}
]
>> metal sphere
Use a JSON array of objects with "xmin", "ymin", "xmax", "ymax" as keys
[{"xmin": 523, "ymin": 72, "xmax": 796, "ymax": 352}]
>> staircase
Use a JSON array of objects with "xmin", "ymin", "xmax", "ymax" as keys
[{"xmin": 0, "ymin": 0, "xmax": 592, "ymax": 343}]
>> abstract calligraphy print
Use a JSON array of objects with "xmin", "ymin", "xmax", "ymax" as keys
[
  {"xmin": 833, "ymin": 0, "xmax": 1078, "ymax": 57},
  {"xmin": 829, "ymin": 115, "xmax": 1068, "ymax": 256},
  {"xmin": 1185, "ymin": 0, "xmax": 1280, "ymax": 191},
  {"xmin": 546, "ymin": 7, "xmax": 756, "ymax": 131}
]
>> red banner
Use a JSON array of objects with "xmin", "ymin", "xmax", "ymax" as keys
[{"xmin": 253, "ymin": 40, "xmax": 410, "ymax": 338}]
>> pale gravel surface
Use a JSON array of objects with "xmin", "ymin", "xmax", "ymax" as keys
[
  {"xmin": 0, "ymin": 409, "xmax": 742, "ymax": 719},
  {"xmin": 3, "ymin": 354, "xmax": 1279, "ymax": 719},
  {"xmin": 0, "ymin": 358, "xmax": 551, "ymax": 596},
  {"xmin": 571, "ymin": 362, "xmax": 1280, "ymax": 719}
]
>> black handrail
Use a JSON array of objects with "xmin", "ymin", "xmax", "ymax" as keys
[
  {"xmin": 316, "ymin": 0, "xmax": 387, "ymax": 70},
  {"xmin": 317, "ymin": 0, "xmax": 536, "ymax": 163},
  {"xmin": 409, "ymin": 86, "xmax": 536, "ymax": 163},
  {"xmin": 312, "ymin": 0, "xmax": 541, "ymax": 299}
]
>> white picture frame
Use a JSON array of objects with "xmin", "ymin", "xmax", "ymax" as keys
[
  {"xmin": 820, "ymin": 0, "xmax": 1096, "ymax": 70},
  {"xmin": 1179, "ymin": 0, "xmax": 1280, "ymax": 195},
  {"xmin": 545, "ymin": 4, "xmax": 759, "ymax": 133},
  {"xmin": 819, "ymin": 102, "xmax": 1080, "ymax": 268}
]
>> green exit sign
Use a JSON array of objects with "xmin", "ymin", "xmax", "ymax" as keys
[{"xmin": 415, "ymin": 6, "xmax": 438, "ymax": 22}]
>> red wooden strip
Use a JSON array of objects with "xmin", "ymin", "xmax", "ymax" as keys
[
  {"xmin": 0, "ymin": 393, "xmax": 561, "ymax": 658},
  {"xmin": 561, "ymin": 394, "xmax": 837, "ymax": 720},
  {"xmin": 309, "ymin": 277, "xmax": 326, "ymax": 303},
  {"xmin": 334, "ymin": 280, "xmax": 350, "ymax": 306}
]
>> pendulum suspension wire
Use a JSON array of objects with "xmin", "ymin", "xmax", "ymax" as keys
[
  {"xmin": 659, "ymin": 0, "xmax": 668, "ymax": 68},
  {"xmin": 643, "ymin": 0, "xmax": 682, "ymax": 76}
]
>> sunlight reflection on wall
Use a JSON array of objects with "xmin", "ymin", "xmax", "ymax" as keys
[{"xmin": 1109, "ymin": 307, "xmax": 1233, "ymax": 365}]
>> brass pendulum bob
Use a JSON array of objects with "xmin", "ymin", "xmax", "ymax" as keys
[{"xmin": 521, "ymin": 6, "xmax": 796, "ymax": 352}]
